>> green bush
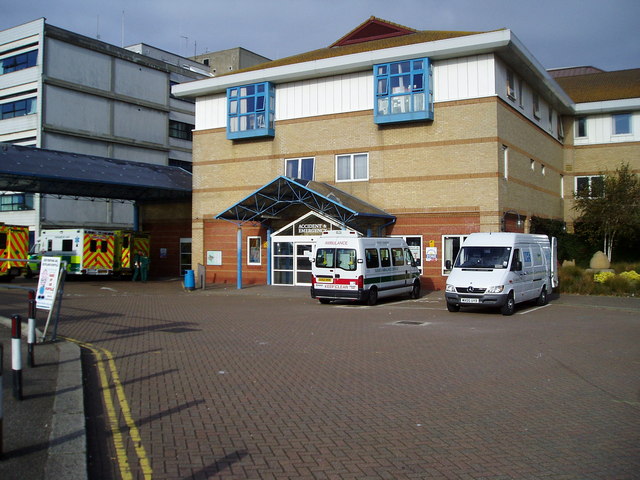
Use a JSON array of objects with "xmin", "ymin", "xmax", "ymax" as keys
[{"xmin": 558, "ymin": 264, "xmax": 639, "ymax": 296}]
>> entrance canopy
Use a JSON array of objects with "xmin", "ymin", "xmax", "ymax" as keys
[
  {"xmin": 0, "ymin": 143, "xmax": 191, "ymax": 202},
  {"xmin": 216, "ymin": 176, "xmax": 395, "ymax": 234}
]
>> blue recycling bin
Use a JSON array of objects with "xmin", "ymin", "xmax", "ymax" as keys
[{"xmin": 184, "ymin": 269, "xmax": 195, "ymax": 290}]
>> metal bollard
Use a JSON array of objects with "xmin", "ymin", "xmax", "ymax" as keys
[
  {"xmin": 27, "ymin": 290, "xmax": 36, "ymax": 367},
  {"xmin": 11, "ymin": 314, "xmax": 23, "ymax": 401}
]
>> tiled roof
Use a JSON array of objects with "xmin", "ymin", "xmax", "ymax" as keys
[
  {"xmin": 554, "ymin": 69, "xmax": 640, "ymax": 103},
  {"xmin": 220, "ymin": 18, "xmax": 489, "ymax": 76}
]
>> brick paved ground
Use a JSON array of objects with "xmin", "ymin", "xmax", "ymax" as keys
[{"xmin": 1, "ymin": 279, "xmax": 639, "ymax": 479}]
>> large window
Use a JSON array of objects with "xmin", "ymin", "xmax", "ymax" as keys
[
  {"xmin": 247, "ymin": 237, "xmax": 262, "ymax": 265},
  {"xmin": 336, "ymin": 153, "xmax": 368, "ymax": 182},
  {"xmin": 285, "ymin": 157, "xmax": 314, "ymax": 181},
  {"xmin": 169, "ymin": 120, "xmax": 194, "ymax": 141},
  {"xmin": 1, "ymin": 97, "xmax": 36, "ymax": 119},
  {"xmin": 0, "ymin": 50, "xmax": 37, "ymax": 75},
  {"xmin": 442, "ymin": 235, "xmax": 468, "ymax": 275},
  {"xmin": 613, "ymin": 113, "xmax": 631, "ymax": 135},
  {"xmin": 374, "ymin": 58, "xmax": 433, "ymax": 124},
  {"xmin": 0, "ymin": 193, "xmax": 34, "ymax": 211},
  {"xmin": 227, "ymin": 82, "xmax": 275, "ymax": 140},
  {"xmin": 575, "ymin": 175, "xmax": 604, "ymax": 198}
]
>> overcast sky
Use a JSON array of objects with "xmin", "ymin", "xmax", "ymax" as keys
[{"xmin": 2, "ymin": 0, "xmax": 639, "ymax": 72}]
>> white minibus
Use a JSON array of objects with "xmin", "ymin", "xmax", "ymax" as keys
[
  {"xmin": 445, "ymin": 233, "xmax": 558, "ymax": 315},
  {"xmin": 311, "ymin": 231, "xmax": 421, "ymax": 305}
]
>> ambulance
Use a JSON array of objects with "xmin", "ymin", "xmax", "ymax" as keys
[
  {"xmin": 310, "ymin": 230, "xmax": 421, "ymax": 305},
  {"xmin": 113, "ymin": 230, "xmax": 151, "ymax": 276},
  {"xmin": 29, "ymin": 228, "xmax": 116, "ymax": 276},
  {"xmin": 444, "ymin": 232, "xmax": 558, "ymax": 315},
  {"xmin": 0, "ymin": 223, "xmax": 29, "ymax": 280}
]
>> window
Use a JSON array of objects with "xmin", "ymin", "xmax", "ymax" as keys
[
  {"xmin": 168, "ymin": 159, "xmax": 192, "ymax": 173},
  {"xmin": 502, "ymin": 145, "xmax": 509, "ymax": 180},
  {"xmin": 442, "ymin": 235, "xmax": 468, "ymax": 274},
  {"xmin": 247, "ymin": 236, "xmax": 261, "ymax": 265},
  {"xmin": 365, "ymin": 248, "xmax": 379, "ymax": 269},
  {"xmin": 506, "ymin": 70, "xmax": 516, "ymax": 100},
  {"xmin": 557, "ymin": 114, "xmax": 564, "ymax": 139},
  {"xmin": 315, "ymin": 247, "xmax": 357, "ymax": 271},
  {"xmin": 0, "ymin": 50, "xmax": 37, "ymax": 75},
  {"xmin": 62, "ymin": 239, "xmax": 73, "ymax": 252},
  {"xmin": 380, "ymin": 248, "xmax": 391, "ymax": 267},
  {"xmin": 227, "ymin": 82, "xmax": 275, "ymax": 139},
  {"xmin": 169, "ymin": 120, "xmax": 194, "ymax": 141},
  {"xmin": 576, "ymin": 117, "xmax": 587, "ymax": 138},
  {"xmin": 336, "ymin": 153, "xmax": 368, "ymax": 182},
  {"xmin": 374, "ymin": 58, "xmax": 433, "ymax": 124},
  {"xmin": 613, "ymin": 113, "xmax": 631, "ymax": 135},
  {"xmin": 532, "ymin": 93, "xmax": 540, "ymax": 119},
  {"xmin": 1, "ymin": 97, "xmax": 36, "ymax": 119},
  {"xmin": 575, "ymin": 175, "xmax": 604, "ymax": 198},
  {"xmin": 541, "ymin": 164, "xmax": 546, "ymax": 175},
  {"xmin": 391, "ymin": 248, "xmax": 405, "ymax": 266},
  {"xmin": 530, "ymin": 159, "xmax": 535, "ymax": 171},
  {"xmin": 285, "ymin": 157, "xmax": 315, "ymax": 181},
  {"xmin": 518, "ymin": 79, "xmax": 524, "ymax": 108},
  {"xmin": 0, "ymin": 193, "xmax": 34, "ymax": 211}
]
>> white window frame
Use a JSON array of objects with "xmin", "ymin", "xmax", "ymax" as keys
[
  {"xmin": 502, "ymin": 145, "xmax": 509, "ymax": 180},
  {"xmin": 247, "ymin": 236, "xmax": 262, "ymax": 265},
  {"xmin": 575, "ymin": 175, "xmax": 604, "ymax": 198},
  {"xmin": 442, "ymin": 234, "xmax": 468, "ymax": 275},
  {"xmin": 336, "ymin": 153, "xmax": 369, "ymax": 182},
  {"xmin": 506, "ymin": 70, "xmax": 516, "ymax": 101},
  {"xmin": 284, "ymin": 157, "xmax": 315, "ymax": 181}
]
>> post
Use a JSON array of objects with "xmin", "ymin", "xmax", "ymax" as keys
[
  {"xmin": 0, "ymin": 344, "xmax": 3, "ymax": 455},
  {"xmin": 28, "ymin": 290, "xmax": 36, "ymax": 367},
  {"xmin": 11, "ymin": 314, "xmax": 23, "ymax": 400},
  {"xmin": 236, "ymin": 227, "xmax": 242, "ymax": 290},
  {"xmin": 266, "ymin": 226, "xmax": 272, "ymax": 285}
]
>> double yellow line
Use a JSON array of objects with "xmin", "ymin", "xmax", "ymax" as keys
[{"xmin": 64, "ymin": 337, "xmax": 153, "ymax": 480}]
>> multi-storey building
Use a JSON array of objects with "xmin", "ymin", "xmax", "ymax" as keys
[
  {"xmin": 0, "ymin": 18, "xmax": 209, "ymax": 240},
  {"xmin": 173, "ymin": 17, "xmax": 638, "ymax": 291}
]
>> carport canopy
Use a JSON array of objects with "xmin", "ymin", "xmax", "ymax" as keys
[
  {"xmin": 216, "ymin": 176, "xmax": 395, "ymax": 234},
  {"xmin": 0, "ymin": 143, "xmax": 191, "ymax": 202}
]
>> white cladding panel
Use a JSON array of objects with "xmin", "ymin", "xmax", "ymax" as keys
[
  {"xmin": 113, "ymin": 102, "xmax": 167, "ymax": 144},
  {"xmin": 0, "ymin": 67, "xmax": 39, "ymax": 91},
  {"xmin": 0, "ymin": 114, "xmax": 37, "ymax": 137},
  {"xmin": 114, "ymin": 58, "xmax": 168, "ymax": 104},
  {"xmin": 0, "ymin": 19, "xmax": 43, "ymax": 48},
  {"xmin": 574, "ymin": 112, "xmax": 640, "ymax": 145},
  {"xmin": 45, "ymin": 38, "xmax": 112, "ymax": 91},
  {"xmin": 433, "ymin": 54, "xmax": 496, "ymax": 101},
  {"xmin": 44, "ymin": 85, "xmax": 111, "ymax": 133},
  {"xmin": 193, "ymin": 55, "xmax": 498, "ymax": 131}
]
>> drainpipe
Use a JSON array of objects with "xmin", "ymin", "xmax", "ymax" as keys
[
  {"xmin": 377, "ymin": 218, "xmax": 397, "ymax": 236},
  {"xmin": 236, "ymin": 227, "xmax": 242, "ymax": 289},
  {"xmin": 267, "ymin": 226, "xmax": 272, "ymax": 285}
]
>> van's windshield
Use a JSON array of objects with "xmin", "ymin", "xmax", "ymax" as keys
[
  {"xmin": 454, "ymin": 246, "xmax": 512, "ymax": 269},
  {"xmin": 315, "ymin": 248, "xmax": 357, "ymax": 271}
]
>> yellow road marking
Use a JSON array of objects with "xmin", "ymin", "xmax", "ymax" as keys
[{"xmin": 64, "ymin": 336, "xmax": 152, "ymax": 479}]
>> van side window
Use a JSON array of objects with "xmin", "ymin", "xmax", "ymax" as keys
[
  {"xmin": 337, "ymin": 248, "xmax": 357, "ymax": 271},
  {"xmin": 511, "ymin": 249, "xmax": 520, "ymax": 271},
  {"xmin": 380, "ymin": 248, "xmax": 391, "ymax": 267},
  {"xmin": 101, "ymin": 241, "xmax": 109, "ymax": 253},
  {"xmin": 47, "ymin": 239, "xmax": 53, "ymax": 251},
  {"xmin": 0, "ymin": 233, "xmax": 6, "ymax": 250},
  {"xmin": 365, "ymin": 248, "xmax": 379, "ymax": 268},
  {"xmin": 404, "ymin": 248, "xmax": 415, "ymax": 265},
  {"xmin": 90, "ymin": 240, "xmax": 98, "ymax": 252},
  {"xmin": 392, "ymin": 248, "xmax": 405, "ymax": 266},
  {"xmin": 62, "ymin": 239, "xmax": 73, "ymax": 252}
]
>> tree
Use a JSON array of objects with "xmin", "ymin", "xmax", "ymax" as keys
[{"xmin": 573, "ymin": 162, "xmax": 640, "ymax": 262}]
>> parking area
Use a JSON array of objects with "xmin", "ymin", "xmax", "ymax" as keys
[{"xmin": 1, "ymin": 279, "xmax": 639, "ymax": 479}]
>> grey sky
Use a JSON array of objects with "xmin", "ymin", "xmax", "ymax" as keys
[{"xmin": 2, "ymin": 0, "xmax": 639, "ymax": 72}]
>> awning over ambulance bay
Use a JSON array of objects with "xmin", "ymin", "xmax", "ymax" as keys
[{"xmin": 215, "ymin": 176, "xmax": 396, "ymax": 235}]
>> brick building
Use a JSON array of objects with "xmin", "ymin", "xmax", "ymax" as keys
[{"xmin": 174, "ymin": 17, "xmax": 639, "ymax": 290}]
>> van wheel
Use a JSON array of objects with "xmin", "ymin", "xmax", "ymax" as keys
[
  {"xmin": 410, "ymin": 280, "xmax": 421, "ymax": 299},
  {"xmin": 367, "ymin": 287, "xmax": 378, "ymax": 306},
  {"xmin": 25, "ymin": 267, "xmax": 34, "ymax": 279},
  {"xmin": 319, "ymin": 298, "xmax": 331, "ymax": 304},
  {"xmin": 536, "ymin": 287, "xmax": 548, "ymax": 306},
  {"xmin": 501, "ymin": 293, "xmax": 515, "ymax": 316},
  {"xmin": 447, "ymin": 302, "xmax": 460, "ymax": 312}
]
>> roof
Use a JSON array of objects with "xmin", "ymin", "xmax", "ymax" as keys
[
  {"xmin": 0, "ymin": 143, "xmax": 192, "ymax": 202},
  {"xmin": 220, "ymin": 17, "xmax": 487, "ymax": 76},
  {"xmin": 554, "ymin": 68, "xmax": 640, "ymax": 103},
  {"xmin": 215, "ymin": 176, "xmax": 395, "ymax": 234}
]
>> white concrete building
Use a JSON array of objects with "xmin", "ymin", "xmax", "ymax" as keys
[{"xmin": 0, "ymin": 18, "xmax": 209, "ymax": 239}]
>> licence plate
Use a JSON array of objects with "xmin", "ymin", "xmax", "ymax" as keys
[
  {"xmin": 460, "ymin": 297, "xmax": 480, "ymax": 304},
  {"xmin": 316, "ymin": 277, "xmax": 333, "ymax": 283}
]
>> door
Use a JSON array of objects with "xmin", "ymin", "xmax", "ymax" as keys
[{"xmin": 295, "ymin": 243, "xmax": 313, "ymax": 285}]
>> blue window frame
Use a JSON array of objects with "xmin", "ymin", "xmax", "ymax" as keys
[
  {"xmin": 1, "ymin": 97, "xmax": 37, "ymax": 119},
  {"xmin": 374, "ymin": 58, "xmax": 433, "ymax": 124},
  {"xmin": 0, "ymin": 50, "xmax": 38, "ymax": 75},
  {"xmin": 227, "ymin": 82, "xmax": 275, "ymax": 139}
]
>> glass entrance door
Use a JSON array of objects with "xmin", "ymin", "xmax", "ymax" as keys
[{"xmin": 296, "ymin": 243, "xmax": 313, "ymax": 285}]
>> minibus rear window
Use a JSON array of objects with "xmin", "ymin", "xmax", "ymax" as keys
[
  {"xmin": 365, "ymin": 248, "xmax": 379, "ymax": 268},
  {"xmin": 315, "ymin": 248, "xmax": 357, "ymax": 271}
]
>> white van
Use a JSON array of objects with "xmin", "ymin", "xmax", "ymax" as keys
[
  {"xmin": 311, "ymin": 231, "xmax": 421, "ymax": 305},
  {"xmin": 445, "ymin": 233, "xmax": 558, "ymax": 315}
]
